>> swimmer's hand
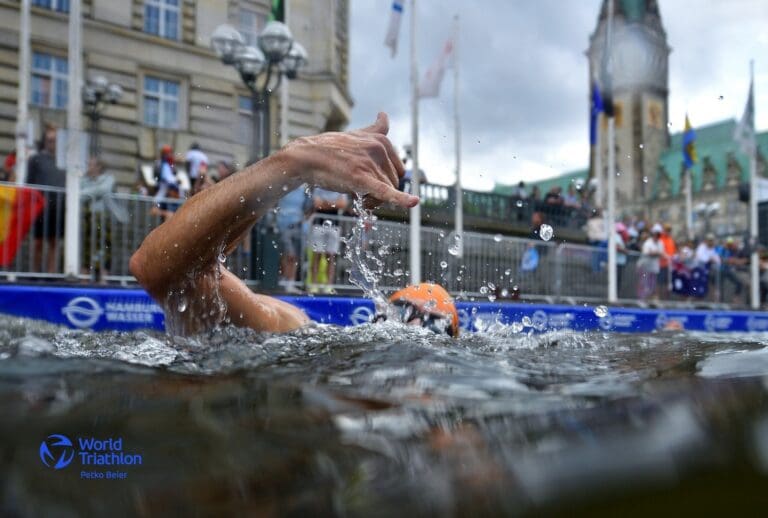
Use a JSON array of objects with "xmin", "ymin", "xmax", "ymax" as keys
[{"xmin": 282, "ymin": 112, "xmax": 419, "ymax": 209}]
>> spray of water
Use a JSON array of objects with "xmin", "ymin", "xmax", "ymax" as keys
[{"xmin": 344, "ymin": 195, "xmax": 389, "ymax": 313}]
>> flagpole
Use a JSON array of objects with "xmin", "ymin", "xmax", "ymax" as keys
[
  {"xmin": 748, "ymin": 61, "xmax": 759, "ymax": 309},
  {"xmin": 594, "ymin": 114, "xmax": 603, "ymax": 209},
  {"xmin": 453, "ymin": 14, "xmax": 463, "ymax": 259},
  {"xmin": 14, "ymin": 0, "xmax": 31, "ymax": 184},
  {"xmin": 685, "ymin": 167, "xmax": 693, "ymax": 240},
  {"xmin": 64, "ymin": 0, "xmax": 84, "ymax": 278},
  {"xmin": 409, "ymin": 0, "xmax": 421, "ymax": 284},
  {"xmin": 606, "ymin": 0, "xmax": 617, "ymax": 303}
]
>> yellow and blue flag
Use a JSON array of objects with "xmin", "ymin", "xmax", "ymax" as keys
[{"xmin": 683, "ymin": 114, "xmax": 697, "ymax": 169}]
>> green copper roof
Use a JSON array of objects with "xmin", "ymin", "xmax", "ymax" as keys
[
  {"xmin": 492, "ymin": 118, "xmax": 765, "ymax": 202},
  {"xmin": 621, "ymin": 0, "xmax": 646, "ymax": 22},
  {"xmin": 653, "ymin": 119, "xmax": 768, "ymax": 199},
  {"xmin": 494, "ymin": 169, "xmax": 588, "ymax": 197}
]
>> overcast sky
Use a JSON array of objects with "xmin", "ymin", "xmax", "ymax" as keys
[{"xmin": 347, "ymin": 0, "xmax": 768, "ymax": 191}]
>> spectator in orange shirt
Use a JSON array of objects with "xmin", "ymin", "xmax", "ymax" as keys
[{"xmin": 658, "ymin": 222, "xmax": 677, "ymax": 298}]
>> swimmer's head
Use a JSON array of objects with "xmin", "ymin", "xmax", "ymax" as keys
[{"xmin": 383, "ymin": 283, "xmax": 459, "ymax": 337}]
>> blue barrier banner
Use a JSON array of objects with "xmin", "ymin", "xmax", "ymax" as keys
[{"xmin": 2, "ymin": 285, "xmax": 768, "ymax": 333}]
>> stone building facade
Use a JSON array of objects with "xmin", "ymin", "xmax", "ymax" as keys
[{"xmin": 0, "ymin": 0, "xmax": 351, "ymax": 187}]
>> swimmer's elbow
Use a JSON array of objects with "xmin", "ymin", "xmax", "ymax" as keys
[{"xmin": 129, "ymin": 250, "xmax": 161, "ymax": 297}]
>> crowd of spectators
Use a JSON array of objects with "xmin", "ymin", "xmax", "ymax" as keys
[
  {"xmin": 600, "ymin": 216, "xmax": 762, "ymax": 305},
  {"xmin": 510, "ymin": 180, "xmax": 596, "ymax": 230}
]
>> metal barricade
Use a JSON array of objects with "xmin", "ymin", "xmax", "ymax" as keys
[
  {"xmin": 0, "ymin": 182, "xmax": 67, "ymax": 280},
  {"xmin": 0, "ymin": 182, "xmax": 746, "ymax": 309}
]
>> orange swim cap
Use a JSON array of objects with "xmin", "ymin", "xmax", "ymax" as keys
[{"xmin": 389, "ymin": 283, "xmax": 459, "ymax": 337}]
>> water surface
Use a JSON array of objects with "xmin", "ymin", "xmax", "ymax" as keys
[{"xmin": 2, "ymin": 315, "xmax": 768, "ymax": 516}]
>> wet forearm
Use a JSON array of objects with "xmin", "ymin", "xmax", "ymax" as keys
[{"xmin": 131, "ymin": 151, "xmax": 302, "ymax": 294}]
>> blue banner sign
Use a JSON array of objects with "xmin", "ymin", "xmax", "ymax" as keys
[{"xmin": 2, "ymin": 285, "xmax": 768, "ymax": 333}]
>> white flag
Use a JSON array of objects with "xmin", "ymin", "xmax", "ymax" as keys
[
  {"xmin": 384, "ymin": 1, "xmax": 404, "ymax": 58},
  {"xmin": 418, "ymin": 37, "xmax": 454, "ymax": 98},
  {"xmin": 734, "ymin": 77, "xmax": 756, "ymax": 155}
]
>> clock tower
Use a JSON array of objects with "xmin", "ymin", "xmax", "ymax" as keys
[{"xmin": 588, "ymin": 0, "xmax": 670, "ymax": 216}]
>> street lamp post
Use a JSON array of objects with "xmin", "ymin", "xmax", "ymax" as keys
[
  {"xmin": 211, "ymin": 22, "xmax": 307, "ymax": 162},
  {"xmin": 695, "ymin": 202, "xmax": 720, "ymax": 237},
  {"xmin": 81, "ymin": 76, "xmax": 123, "ymax": 158}
]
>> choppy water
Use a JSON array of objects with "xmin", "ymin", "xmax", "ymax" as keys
[{"xmin": 3, "ymin": 315, "xmax": 768, "ymax": 516}]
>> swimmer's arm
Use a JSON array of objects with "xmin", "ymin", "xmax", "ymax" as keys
[
  {"xmin": 130, "ymin": 113, "xmax": 416, "ymax": 332},
  {"xmin": 220, "ymin": 269, "xmax": 309, "ymax": 332}
]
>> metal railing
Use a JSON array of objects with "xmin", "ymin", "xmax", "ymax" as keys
[
  {"xmin": 394, "ymin": 180, "xmax": 590, "ymax": 232},
  {"xmin": 0, "ymin": 182, "xmax": 745, "ymax": 308},
  {"xmin": 303, "ymin": 212, "xmax": 738, "ymax": 308}
]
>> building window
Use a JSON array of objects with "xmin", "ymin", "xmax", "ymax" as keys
[
  {"xmin": 31, "ymin": 52, "xmax": 68, "ymax": 109},
  {"xmin": 143, "ymin": 76, "xmax": 180, "ymax": 128},
  {"xmin": 32, "ymin": 0, "xmax": 69, "ymax": 12},
  {"xmin": 144, "ymin": 0, "xmax": 180, "ymax": 41},
  {"xmin": 239, "ymin": 8, "xmax": 266, "ymax": 47},
  {"xmin": 238, "ymin": 95, "xmax": 253, "ymax": 146}
]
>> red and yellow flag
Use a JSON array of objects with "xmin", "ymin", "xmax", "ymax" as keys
[{"xmin": 0, "ymin": 185, "xmax": 45, "ymax": 266}]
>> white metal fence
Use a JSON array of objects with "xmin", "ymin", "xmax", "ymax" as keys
[{"xmin": 0, "ymin": 182, "xmax": 744, "ymax": 307}]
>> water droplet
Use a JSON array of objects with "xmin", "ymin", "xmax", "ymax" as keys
[
  {"xmin": 493, "ymin": 234, "xmax": 502, "ymax": 242},
  {"xmin": 378, "ymin": 245, "xmax": 390, "ymax": 256},
  {"xmin": 504, "ymin": 268, "xmax": 511, "ymax": 276},
  {"xmin": 438, "ymin": 230, "xmax": 445, "ymax": 239},
  {"xmin": 440, "ymin": 261, "xmax": 448, "ymax": 269},
  {"xmin": 487, "ymin": 282, "xmax": 496, "ymax": 291},
  {"xmin": 638, "ymin": 143, "xmax": 644, "ymax": 149},
  {"xmin": 479, "ymin": 286, "xmax": 488, "ymax": 295},
  {"xmin": 448, "ymin": 234, "xmax": 462, "ymax": 256},
  {"xmin": 643, "ymin": 176, "xmax": 648, "ymax": 183},
  {"xmin": 522, "ymin": 316, "xmax": 532, "ymax": 327},
  {"xmin": 282, "ymin": 185, "xmax": 288, "ymax": 191},
  {"xmin": 393, "ymin": 268, "xmax": 404, "ymax": 277},
  {"xmin": 239, "ymin": 196, "xmax": 245, "ymax": 203},
  {"xmin": 516, "ymin": 200, "xmax": 523, "ymax": 207},
  {"xmin": 501, "ymin": 288, "xmax": 509, "ymax": 297},
  {"xmin": 594, "ymin": 305, "xmax": 608, "ymax": 318},
  {"xmin": 177, "ymin": 297, "xmax": 187, "ymax": 312},
  {"xmin": 511, "ymin": 321, "xmax": 524, "ymax": 333},
  {"xmin": 488, "ymin": 293, "xmax": 497, "ymax": 302},
  {"xmin": 218, "ymin": 253, "xmax": 226, "ymax": 263},
  {"xmin": 456, "ymin": 275, "xmax": 462, "ymax": 282},
  {"xmin": 539, "ymin": 224, "xmax": 554, "ymax": 241},
  {"xmin": 323, "ymin": 220, "xmax": 333, "ymax": 229}
]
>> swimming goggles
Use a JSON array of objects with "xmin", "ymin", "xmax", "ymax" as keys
[{"xmin": 373, "ymin": 300, "xmax": 455, "ymax": 337}]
